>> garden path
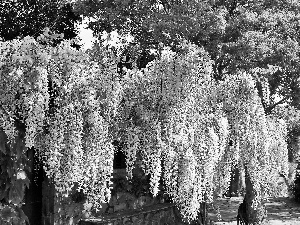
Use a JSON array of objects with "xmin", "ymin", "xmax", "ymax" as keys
[{"xmin": 208, "ymin": 197, "xmax": 300, "ymax": 225}]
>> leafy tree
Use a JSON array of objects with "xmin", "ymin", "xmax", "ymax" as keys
[
  {"xmin": 71, "ymin": 0, "xmax": 300, "ymax": 223},
  {"xmin": 0, "ymin": 0, "xmax": 81, "ymax": 48},
  {"xmin": 74, "ymin": 0, "xmax": 300, "ymax": 111},
  {"xmin": 0, "ymin": 29, "xmax": 291, "ymax": 225}
]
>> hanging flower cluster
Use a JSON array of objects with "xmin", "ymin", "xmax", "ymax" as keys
[
  {"xmin": 263, "ymin": 116, "xmax": 289, "ymax": 197},
  {"xmin": 0, "ymin": 32, "xmax": 290, "ymax": 223},
  {"xmin": 164, "ymin": 91, "xmax": 230, "ymax": 221},
  {"xmin": 219, "ymin": 72, "xmax": 289, "ymax": 207},
  {"xmin": 79, "ymin": 109, "xmax": 114, "ymax": 209},
  {"xmin": 114, "ymin": 43, "xmax": 231, "ymax": 222},
  {"xmin": 0, "ymin": 34, "xmax": 120, "ymax": 212},
  {"xmin": 0, "ymin": 37, "xmax": 50, "ymax": 145},
  {"xmin": 123, "ymin": 125, "xmax": 141, "ymax": 180}
]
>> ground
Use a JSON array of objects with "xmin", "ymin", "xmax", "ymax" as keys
[{"xmin": 208, "ymin": 197, "xmax": 300, "ymax": 225}]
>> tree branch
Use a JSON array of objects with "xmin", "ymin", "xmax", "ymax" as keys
[{"xmin": 265, "ymin": 96, "xmax": 289, "ymax": 115}]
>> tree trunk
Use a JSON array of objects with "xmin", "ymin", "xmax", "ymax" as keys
[
  {"xmin": 228, "ymin": 165, "xmax": 239, "ymax": 197},
  {"xmin": 243, "ymin": 166, "xmax": 267, "ymax": 225},
  {"xmin": 197, "ymin": 202, "xmax": 208, "ymax": 225},
  {"xmin": 196, "ymin": 193, "xmax": 214, "ymax": 225},
  {"xmin": 228, "ymin": 165, "xmax": 246, "ymax": 197},
  {"xmin": 42, "ymin": 172, "xmax": 55, "ymax": 225},
  {"xmin": 22, "ymin": 148, "xmax": 43, "ymax": 225}
]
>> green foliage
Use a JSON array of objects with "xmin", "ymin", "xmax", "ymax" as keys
[
  {"xmin": 73, "ymin": 0, "xmax": 226, "ymax": 48},
  {"xmin": 0, "ymin": 130, "xmax": 30, "ymax": 224},
  {"xmin": 0, "ymin": 0, "xmax": 81, "ymax": 48},
  {"xmin": 0, "ymin": 204, "xmax": 29, "ymax": 225},
  {"xmin": 75, "ymin": 0, "xmax": 300, "ymax": 113}
]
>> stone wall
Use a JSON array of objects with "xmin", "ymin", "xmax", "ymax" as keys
[
  {"xmin": 52, "ymin": 188, "xmax": 176, "ymax": 225},
  {"xmin": 51, "ymin": 165, "xmax": 174, "ymax": 225},
  {"xmin": 53, "ymin": 193, "xmax": 85, "ymax": 225},
  {"xmin": 79, "ymin": 203, "xmax": 176, "ymax": 225}
]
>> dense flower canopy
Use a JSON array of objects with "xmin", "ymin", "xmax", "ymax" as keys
[{"xmin": 0, "ymin": 32, "xmax": 290, "ymax": 223}]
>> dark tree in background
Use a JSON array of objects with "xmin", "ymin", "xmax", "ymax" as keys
[
  {"xmin": 0, "ymin": 0, "xmax": 81, "ymax": 48},
  {"xmin": 74, "ymin": 0, "xmax": 300, "ymax": 111}
]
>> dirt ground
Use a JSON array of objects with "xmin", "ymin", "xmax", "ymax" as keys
[{"xmin": 208, "ymin": 197, "xmax": 300, "ymax": 225}]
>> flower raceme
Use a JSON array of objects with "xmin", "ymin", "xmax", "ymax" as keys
[{"xmin": 0, "ymin": 36, "xmax": 289, "ymax": 223}]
